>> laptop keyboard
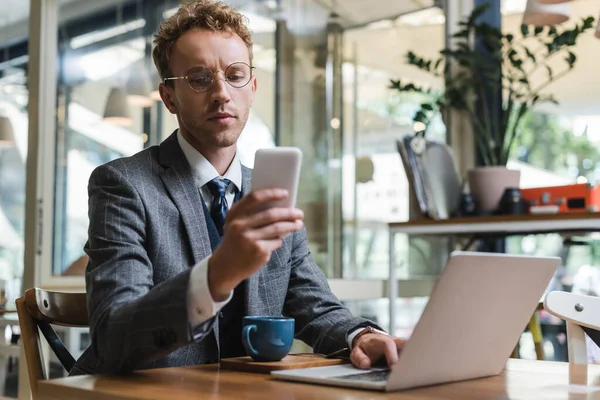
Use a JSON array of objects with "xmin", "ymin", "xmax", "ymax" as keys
[{"xmin": 334, "ymin": 369, "xmax": 391, "ymax": 382}]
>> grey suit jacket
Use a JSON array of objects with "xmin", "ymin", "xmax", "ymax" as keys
[{"xmin": 71, "ymin": 132, "xmax": 377, "ymax": 375}]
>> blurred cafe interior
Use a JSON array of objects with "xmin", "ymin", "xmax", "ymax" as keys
[{"xmin": 2, "ymin": 0, "xmax": 600, "ymax": 398}]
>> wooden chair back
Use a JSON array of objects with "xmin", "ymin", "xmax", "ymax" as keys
[{"xmin": 16, "ymin": 288, "xmax": 87, "ymax": 399}]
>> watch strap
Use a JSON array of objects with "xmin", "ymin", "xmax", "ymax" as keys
[{"xmin": 351, "ymin": 326, "xmax": 388, "ymax": 348}]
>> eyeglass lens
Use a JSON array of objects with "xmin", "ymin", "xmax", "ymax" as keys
[{"xmin": 187, "ymin": 62, "xmax": 251, "ymax": 92}]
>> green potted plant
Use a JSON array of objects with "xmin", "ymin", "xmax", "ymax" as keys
[{"xmin": 390, "ymin": 3, "xmax": 595, "ymax": 212}]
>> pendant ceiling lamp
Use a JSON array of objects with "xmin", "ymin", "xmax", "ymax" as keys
[
  {"xmin": 149, "ymin": 89, "xmax": 162, "ymax": 101},
  {"xmin": 523, "ymin": 0, "xmax": 570, "ymax": 26},
  {"xmin": 127, "ymin": 0, "xmax": 154, "ymax": 107},
  {"xmin": 103, "ymin": 87, "xmax": 132, "ymax": 127},
  {"xmin": 126, "ymin": 66, "xmax": 154, "ymax": 108},
  {"xmin": 149, "ymin": 71, "xmax": 162, "ymax": 101},
  {"xmin": 149, "ymin": 86, "xmax": 162, "ymax": 101}
]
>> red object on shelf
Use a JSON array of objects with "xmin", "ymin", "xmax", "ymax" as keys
[{"xmin": 520, "ymin": 183, "xmax": 600, "ymax": 213}]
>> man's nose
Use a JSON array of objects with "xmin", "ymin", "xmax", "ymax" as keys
[{"xmin": 210, "ymin": 72, "xmax": 231, "ymax": 104}]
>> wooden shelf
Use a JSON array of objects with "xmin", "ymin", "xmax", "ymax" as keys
[{"xmin": 388, "ymin": 212, "xmax": 600, "ymax": 236}]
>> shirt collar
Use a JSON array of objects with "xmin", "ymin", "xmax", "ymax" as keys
[{"xmin": 177, "ymin": 130, "xmax": 242, "ymax": 192}]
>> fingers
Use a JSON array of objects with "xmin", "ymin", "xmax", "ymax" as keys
[
  {"xmin": 227, "ymin": 189, "xmax": 289, "ymax": 219},
  {"xmin": 246, "ymin": 238, "xmax": 286, "ymax": 265},
  {"xmin": 248, "ymin": 220, "xmax": 304, "ymax": 240},
  {"xmin": 350, "ymin": 345, "xmax": 372, "ymax": 370},
  {"xmin": 209, "ymin": 191, "xmax": 300, "ymax": 294},
  {"xmin": 258, "ymin": 238, "xmax": 285, "ymax": 253},
  {"xmin": 351, "ymin": 335, "xmax": 403, "ymax": 370},
  {"xmin": 381, "ymin": 338, "xmax": 400, "ymax": 367},
  {"xmin": 243, "ymin": 207, "xmax": 304, "ymax": 229},
  {"xmin": 224, "ymin": 211, "xmax": 303, "ymax": 240}
]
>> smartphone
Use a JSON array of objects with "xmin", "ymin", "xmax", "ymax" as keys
[{"xmin": 251, "ymin": 147, "xmax": 302, "ymax": 209}]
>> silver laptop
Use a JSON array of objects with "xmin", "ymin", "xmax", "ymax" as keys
[{"xmin": 272, "ymin": 251, "xmax": 560, "ymax": 391}]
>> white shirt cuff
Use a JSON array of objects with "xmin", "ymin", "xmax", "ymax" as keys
[
  {"xmin": 347, "ymin": 327, "xmax": 389, "ymax": 348},
  {"xmin": 347, "ymin": 327, "xmax": 365, "ymax": 349},
  {"xmin": 187, "ymin": 256, "xmax": 233, "ymax": 327}
]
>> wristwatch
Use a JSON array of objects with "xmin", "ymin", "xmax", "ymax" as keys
[{"xmin": 351, "ymin": 326, "xmax": 388, "ymax": 348}]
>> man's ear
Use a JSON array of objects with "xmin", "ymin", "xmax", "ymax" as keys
[
  {"xmin": 250, "ymin": 75, "xmax": 257, "ymax": 107},
  {"xmin": 159, "ymin": 83, "xmax": 178, "ymax": 114}
]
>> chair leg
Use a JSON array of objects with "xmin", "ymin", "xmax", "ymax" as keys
[{"xmin": 529, "ymin": 312, "xmax": 544, "ymax": 361}]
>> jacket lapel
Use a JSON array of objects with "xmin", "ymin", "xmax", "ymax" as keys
[{"xmin": 157, "ymin": 132, "xmax": 212, "ymax": 266}]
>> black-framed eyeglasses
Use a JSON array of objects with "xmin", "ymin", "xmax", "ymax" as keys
[{"xmin": 163, "ymin": 62, "xmax": 255, "ymax": 93}]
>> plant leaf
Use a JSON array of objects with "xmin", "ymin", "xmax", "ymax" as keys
[
  {"xmin": 453, "ymin": 30, "xmax": 470, "ymax": 38},
  {"xmin": 414, "ymin": 110, "xmax": 428, "ymax": 123},
  {"xmin": 524, "ymin": 47, "xmax": 536, "ymax": 63},
  {"xmin": 468, "ymin": 3, "xmax": 490, "ymax": 26},
  {"xmin": 583, "ymin": 16, "xmax": 595, "ymax": 30},
  {"xmin": 565, "ymin": 51, "xmax": 577, "ymax": 68}
]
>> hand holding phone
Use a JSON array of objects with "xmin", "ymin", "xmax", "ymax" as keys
[{"xmin": 208, "ymin": 147, "xmax": 303, "ymax": 299}]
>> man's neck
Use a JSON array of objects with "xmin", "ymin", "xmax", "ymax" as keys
[
  {"xmin": 180, "ymin": 130, "xmax": 236, "ymax": 175},
  {"xmin": 202, "ymin": 146, "xmax": 237, "ymax": 176}
]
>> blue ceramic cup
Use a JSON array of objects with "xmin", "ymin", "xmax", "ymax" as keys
[{"xmin": 242, "ymin": 316, "xmax": 294, "ymax": 362}]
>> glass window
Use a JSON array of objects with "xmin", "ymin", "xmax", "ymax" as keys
[
  {"xmin": 54, "ymin": 1, "xmax": 278, "ymax": 277},
  {"xmin": 342, "ymin": 7, "xmax": 446, "ymax": 282},
  {"xmin": 0, "ymin": 0, "xmax": 29, "ymax": 302},
  {"xmin": 503, "ymin": 0, "xmax": 600, "ymax": 288},
  {"xmin": 236, "ymin": 10, "xmax": 277, "ymax": 167},
  {"xmin": 0, "ymin": 70, "xmax": 27, "ymax": 304},
  {"xmin": 502, "ymin": 0, "xmax": 600, "ymax": 186},
  {"xmin": 52, "ymin": 21, "xmax": 150, "ymax": 276}
]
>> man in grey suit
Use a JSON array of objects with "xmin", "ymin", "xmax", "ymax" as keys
[{"xmin": 71, "ymin": 0, "xmax": 403, "ymax": 376}]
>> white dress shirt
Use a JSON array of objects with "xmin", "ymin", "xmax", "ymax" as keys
[{"xmin": 178, "ymin": 131, "xmax": 367, "ymax": 348}]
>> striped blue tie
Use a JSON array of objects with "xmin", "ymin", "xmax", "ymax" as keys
[{"xmin": 206, "ymin": 178, "xmax": 232, "ymax": 236}]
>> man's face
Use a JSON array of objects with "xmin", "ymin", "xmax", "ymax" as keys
[{"xmin": 159, "ymin": 29, "xmax": 256, "ymax": 151}]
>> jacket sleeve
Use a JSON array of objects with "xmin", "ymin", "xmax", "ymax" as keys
[{"xmin": 282, "ymin": 228, "xmax": 383, "ymax": 355}]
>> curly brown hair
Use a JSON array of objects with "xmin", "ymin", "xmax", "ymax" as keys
[{"xmin": 152, "ymin": 0, "xmax": 253, "ymax": 81}]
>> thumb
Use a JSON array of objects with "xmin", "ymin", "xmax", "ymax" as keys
[{"xmin": 350, "ymin": 345, "xmax": 372, "ymax": 370}]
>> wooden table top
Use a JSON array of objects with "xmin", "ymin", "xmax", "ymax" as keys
[{"xmin": 37, "ymin": 359, "xmax": 600, "ymax": 400}]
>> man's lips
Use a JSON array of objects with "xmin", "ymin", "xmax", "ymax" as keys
[
  {"xmin": 208, "ymin": 113, "xmax": 235, "ymax": 120},
  {"xmin": 207, "ymin": 112, "xmax": 236, "ymax": 125}
]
